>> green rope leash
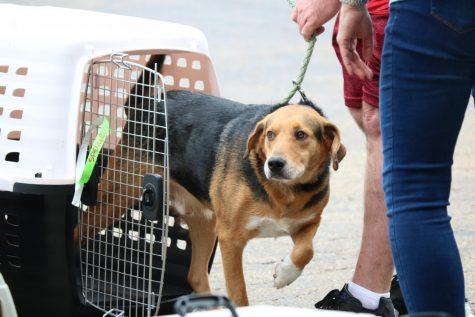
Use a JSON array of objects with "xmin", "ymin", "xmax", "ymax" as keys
[{"xmin": 280, "ymin": 0, "xmax": 317, "ymax": 104}]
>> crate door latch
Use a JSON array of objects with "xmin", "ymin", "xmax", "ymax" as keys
[{"xmin": 141, "ymin": 173, "xmax": 164, "ymax": 221}]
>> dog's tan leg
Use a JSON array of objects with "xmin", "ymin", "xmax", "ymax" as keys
[
  {"xmin": 218, "ymin": 235, "xmax": 249, "ymax": 306},
  {"xmin": 185, "ymin": 212, "xmax": 217, "ymax": 293},
  {"xmin": 273, "ymin": 222, "xmax": 319, "ymax": 289}
]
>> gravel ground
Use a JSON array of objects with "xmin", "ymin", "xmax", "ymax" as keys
[{"xmin": 10, "ymin": 0, "xmax": 475, "ymax": 309}]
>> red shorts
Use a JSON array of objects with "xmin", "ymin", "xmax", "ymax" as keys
[{"xmin": 332, "ymin": 13, "xmax": 388, "ymax": 108}]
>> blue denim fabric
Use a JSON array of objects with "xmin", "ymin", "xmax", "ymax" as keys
[{"xmin": 380, "ymin": 1, "xmax": 475, "ymax": 316}]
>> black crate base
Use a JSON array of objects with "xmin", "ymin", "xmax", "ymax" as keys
[
  {"xmin": 0, "ymin": 187, "xmax": 213, "ymax": 316},
  {"xmin": 0, "ymin": 188, "xmax": 98, "ymax": 317}
]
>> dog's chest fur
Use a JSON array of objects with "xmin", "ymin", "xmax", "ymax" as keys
[{"xmin": 245, "ymin": 214, "xmax": 315, "ymax": 238}]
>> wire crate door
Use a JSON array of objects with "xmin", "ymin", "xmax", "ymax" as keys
[{"xmin": 78, "ymin": 55, "xmax": 170, "ymax": 317}]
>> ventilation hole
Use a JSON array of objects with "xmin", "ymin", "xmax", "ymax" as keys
[
  {"xmin": 128, "ymin": 230, "xmax": 139, "ymax": 241},
  {"xmin": 5, "ymin": 214, "xmax": 19, "ymax": 227},
  {"xmin": 80, "ymin": 83, "xmax": 87, "ymax": 94},
  {"xmin": 5, "ymin": 234, "xmax": 20, "ymax": 248},
  {"xmin": 83, "ymin": 121, "xmax": 92, "ymax": 132},
  {"xmin": 99, "ymin": 66, "xmax": 107, "ymax": 76},
  {"xmin": 5, "ymin": 152, "xmax": 19, "ymax": 162},
  {"xmin": 194, "ymin": 80, "xmax": 205, "ymax": 91},
  {"xmin": 16, "ymin": 67, "xmax": 28, "ymax": 76},
  {"xmin": 177, "ymin": 58, "xmax": 187, "ymax": 68},
  {"xmin": 130, "ymin": 70, "xmax": 140, "ymax": 81},
  {"xmin": 7, "ymin": 255, "xmax": 21, "ymax": 269},
  {"xmin": 167, "ymin": 237, "xmax": 171, "ymax": 247},
  {"xmin": 180, "ymin": 222, "xmax": 189, "ymax": 230},
  {"xmin": 10, "ymin": 110, "xmax": 23, "ymax": 119},
  {"xmin": 99, "ymin": 85, "xmax": 110, "ymax": 96},
  {"xmin": 117, "ymin": 106, "xmax": 126, "ymax": 119},
  {"xmin": 13, "ymin": 88, "xmax": 25, "ymax": 97},
  {"xmin": 131, "ymin": 209, "xmax": 142, "ymax": 221},
  {"xmin": 177, "ymin": 239, "xmax": 187, "ymax": 250},
  {"xmin": 191, "ymin": 60, "xmax": 201, "ymax": 70},
  {"xmin": 164, "ymin": 76, "xmax": 174, "ymax": 86},
  {"xmin": 0, "ymin": 107, "xmax": 3, "ymax": 115},
  {"xmin": 116, "ymin": 126, "xmax": 123, "ymax": 139},
  {"xmin": 164, "ymin": 55, "xmax": 172, "ymax": 65},
  {"xmin": 129, "ymin": 55, "xmax": 140, "ymax": 61},
  {"xmin": 99, "ymin": 229, "xmax": 106, "ymax": 236},
  {"xmin": 179, "ymin": 78, "xmax": 190, "ymax": 88},
  {"xmin": 98, "ymin": 104, "xmax": 110, "ymax": 116},
  {"xmin": 168, "ymin": 216, "xmax": 175, "ymax": 227},
  {"xmin": 145, "ymin": 233, "xmax": 156, "ymax": 243},
  {"xmin": 7, "ymin": 131, "xmax": 21, "ymax": 141},
  {"xmin": 0, "ymin": 66, "xmax": 8, "ymax": 73},
  {"xmin": 0, "ymin": 86, "xmax": 5, "ymax": 95},
  {"xmin": 112, "ymin": 227, "xmax": 123, "ymax": 238},
  {"xmin": 114, "ymin": 68, "xmax": 125, "ymax": 79},
  {"xmin": 116, "ymin": 88, "xmax": 126, "ymax": 99}
]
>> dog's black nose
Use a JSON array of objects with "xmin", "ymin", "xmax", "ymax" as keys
[{"xmin": 268, "ymin": 157, "xmax": 286, "ymax": 172}]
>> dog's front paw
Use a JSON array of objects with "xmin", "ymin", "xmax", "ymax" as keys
[{"xmin": 273, "ymin": 256, "xmax": 302, "ymax": 289}]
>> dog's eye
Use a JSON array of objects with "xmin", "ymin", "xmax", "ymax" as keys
[
  {"xmin": 267, "ymin": 131, "xmax": 275, "ymax": 141},
  {"xmin": 295, "ymin": 130, "xmax": 307, "ymax": 140}
]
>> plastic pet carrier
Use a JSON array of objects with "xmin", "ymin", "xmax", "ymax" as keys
[{"xmin": 0, "ymin": 4, "xmax": 219, "ymax": 317}]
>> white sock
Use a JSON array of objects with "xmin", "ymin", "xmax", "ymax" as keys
[{"xmin": 347, "ymin": 281, "xmax": 390, "ymax": 310}]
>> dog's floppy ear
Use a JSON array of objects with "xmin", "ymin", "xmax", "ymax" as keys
[
  {"xmin": 244, "ymin": 120, "xmax": 265, "ymax": 160},
  {"xmin": 324, "ymin": 122, "xmax": 346, "ymax": 171}
]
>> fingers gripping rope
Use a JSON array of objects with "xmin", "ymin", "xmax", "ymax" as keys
[
  {"xmin": 72, "ymin": 116, "xmax": 110, "ymax": 207},
  {"xmin": 280, "ymin": 0, "xmax": 317, "ymax": 105}
]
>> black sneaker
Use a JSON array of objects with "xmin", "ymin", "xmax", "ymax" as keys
[
  {"xmin": 315, "ymin": 284, "xmax": 396, "ymax": 317},
  {"xmin": 390, "ymin": 275, "xmax": 408, "ymax": 315}
]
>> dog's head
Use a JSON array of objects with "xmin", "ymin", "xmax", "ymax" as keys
[{"xmin": 244, "ymin": 104, "xmax": 346, "ymax": 183}]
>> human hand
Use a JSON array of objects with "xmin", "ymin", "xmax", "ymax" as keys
[
  {"xmin": 336, "ymin": 4, "xmax": 373, "ymax": 80},
  {"xmin": 291, "ymin": 0, "xmax": 341, "ymax": 41}
]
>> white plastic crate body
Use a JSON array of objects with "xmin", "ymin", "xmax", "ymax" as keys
[
  {"xmin": 0, "ymin": 4, "xmax": 219, "ymax": 192},
  {"xmin": 165, "ymin": 305, "xmax": 372, "ymax": 317}
]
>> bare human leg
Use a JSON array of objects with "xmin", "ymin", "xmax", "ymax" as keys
[{"xmin": 348, "ymin": 102, "xmax": 393, "ymax": 293}]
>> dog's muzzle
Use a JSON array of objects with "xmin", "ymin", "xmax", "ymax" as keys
[{"xmin": 265, "ymin": 157, "xmax": 288, "ymax": 180}]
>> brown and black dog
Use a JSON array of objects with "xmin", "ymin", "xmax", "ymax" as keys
[{"xmin": 81, "ymin": 90, "xmax": 345, "ymax": 307}]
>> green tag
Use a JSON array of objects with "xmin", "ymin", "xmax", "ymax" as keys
[{"xmin": 79, "ymin": 117, "xmax": 110, "ymax": 184}]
